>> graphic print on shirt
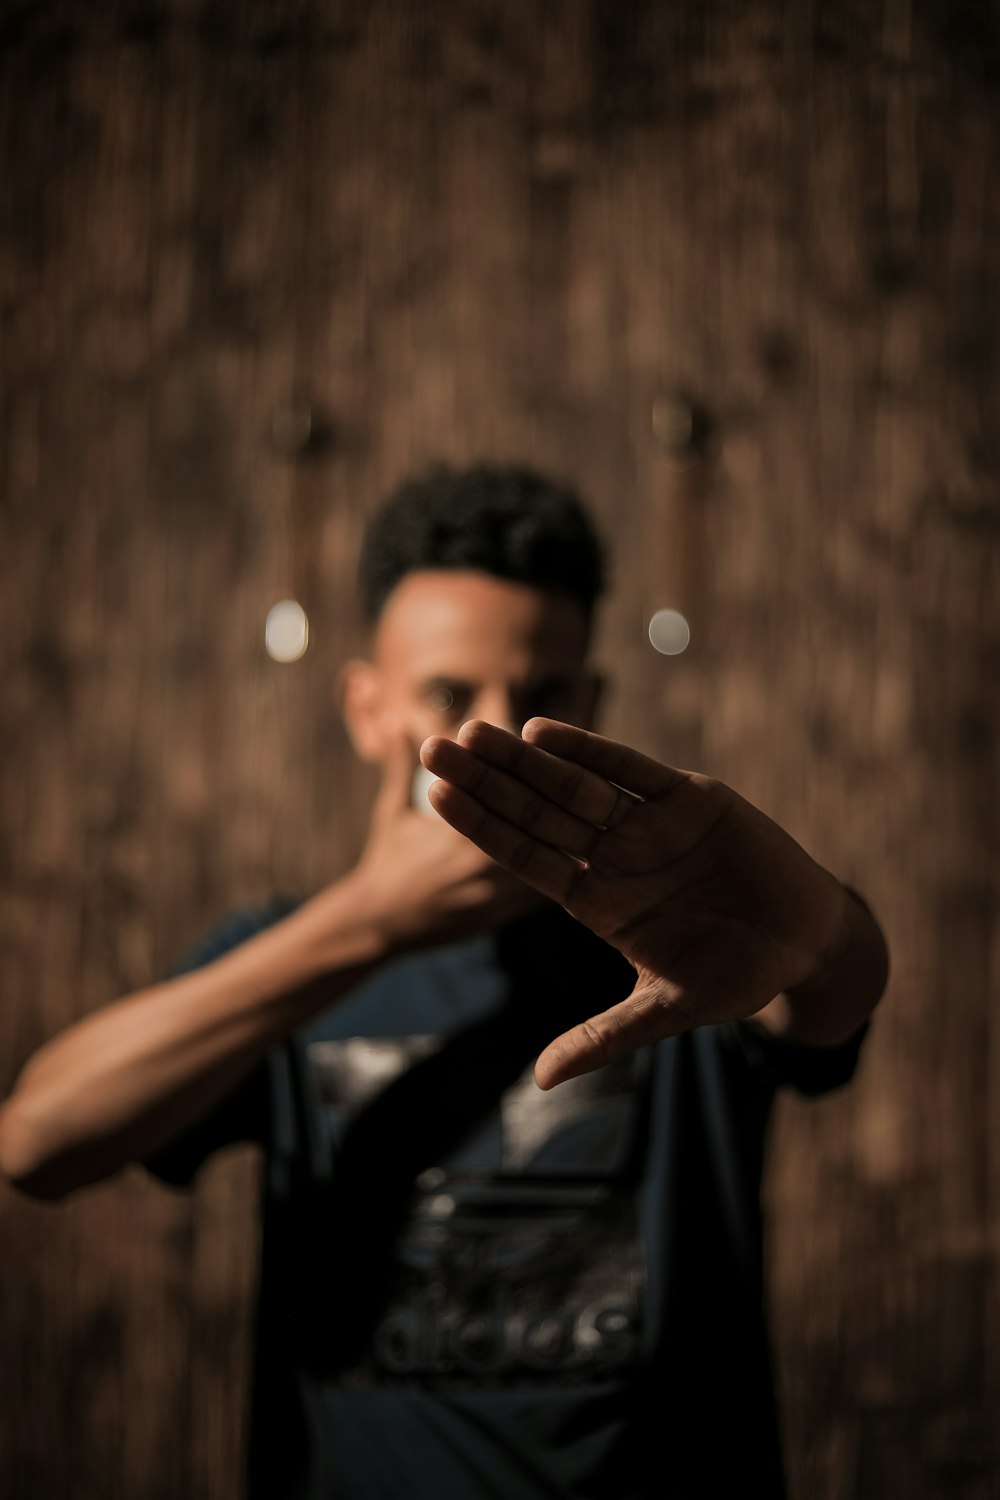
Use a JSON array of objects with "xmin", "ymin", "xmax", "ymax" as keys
[{"xmin": 308, "ymin": 1036, "xmax": 650, "ymax": 1389}]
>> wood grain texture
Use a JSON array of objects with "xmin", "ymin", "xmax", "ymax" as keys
[{"xmin": 1, "ymin": 2, "xmax": 997, "ymax": 1496}]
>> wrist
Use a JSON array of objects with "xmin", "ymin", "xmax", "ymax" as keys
[
  {"xmin": 785, "ymin": 882, "xmax": 888, "ymax": 1019},
  {"xmin": 802, "ymin": 884, "xmax": 886, "ymax": 994},
  {"xmin": 789, "ymin": 881, "xmax": 860, "ymax": 999}
]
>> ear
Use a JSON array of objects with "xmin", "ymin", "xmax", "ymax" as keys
[{"xmin": 338, "ymin": 658, "xmax": 389, "ymax": 764}]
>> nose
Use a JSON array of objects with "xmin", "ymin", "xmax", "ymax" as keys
[{"xmin": 471, "ymin": 688, "xmax": 521, "ymax": 736}]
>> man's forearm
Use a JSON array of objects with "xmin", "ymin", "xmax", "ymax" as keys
[
  {"xmin": 747, "ymin": 883, "xmax": 889, "ymax": 1048},
  {"xmin": 0, "ymin": 877, "xmax": 389, "ymax": 1199}
]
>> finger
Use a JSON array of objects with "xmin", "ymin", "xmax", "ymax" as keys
[
  {"xmin": 521, "ymin": 719, "xmax": 687, "ymax": 800},
  {"xmin": 533, "ymin": 981, "xmax": 683, "ymax": 1089},
  {"xmin": 420, "ymin": 735, "xmax": 603, "ymax": 859},
  {"xmin": 424, "ymin": 722, "xmax": 639, "ymax": 830},
  {"xmin": 426, "ymin": 778, "xmax": 581, "ymax": 904}
]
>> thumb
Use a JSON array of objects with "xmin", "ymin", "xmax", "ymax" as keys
[
  {"xmin": 373, "ymin": 724, "xmax": 419, "ymax": 826},
  {"xmin": 533, "ymin": 977, "xmax": 682, "ymax": 1090}
]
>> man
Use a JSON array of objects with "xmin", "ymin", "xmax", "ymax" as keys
[{"xmin": 0, "ymin": 464, "xmax": 889, "ymax": 1499}]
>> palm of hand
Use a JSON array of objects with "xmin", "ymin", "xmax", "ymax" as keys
[
  {"xmin": 573, "ymin": 777, "xmax": 846, "ymax": 1032},
  {"xmin": 421, "ymin": 718, "xmax": 849, "ymax": 1085}
]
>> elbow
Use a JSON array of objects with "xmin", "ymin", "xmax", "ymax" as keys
[{"xmin": 0, "ymin": 1099, "xmax": 74, "ymax": 1202}]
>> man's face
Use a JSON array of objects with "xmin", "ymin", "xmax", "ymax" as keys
[{"xmin": 342, "ymin": 570, "xmax": 600, "ymax": 767}]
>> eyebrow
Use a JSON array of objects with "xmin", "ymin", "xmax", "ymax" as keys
[
  {"xmin": 525, "ymin": 672, "xmax": 579, "ymax": 688},
  {"xmin": 419, "ymin": 675, "xmax": 472, "ymax": 693},
  {"xmin": 418, "ymin": 673, "xmax": 580, "ymax": 690}
]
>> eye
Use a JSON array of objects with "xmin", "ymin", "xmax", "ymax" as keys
[
  {"xmin": 426, "ymin": 685, "xmax": 454, "ymax": 712},
  {"xmin": 424, "ymin": 682, "xmax": 469, "ymax": 717}
]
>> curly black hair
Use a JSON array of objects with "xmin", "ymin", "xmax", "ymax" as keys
[{"xmin": 359, "ymin": 463, "xmax": 607, "ymax": 624}]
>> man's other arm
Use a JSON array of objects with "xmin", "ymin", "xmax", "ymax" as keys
[
  {"xmin": 0, "ymin": 729, "xmax": 541, "ymax": 1200},
  {"xmin": 0, "ymin": 880, "xmax": 389, "ymax": 1201}
]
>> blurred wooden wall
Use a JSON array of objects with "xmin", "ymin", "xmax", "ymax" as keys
[{"xmin": 1, "ymin": 2, "xmax": 997, "ymax": 1496}]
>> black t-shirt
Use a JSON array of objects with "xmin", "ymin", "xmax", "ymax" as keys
[{"xmin": 146, "ymin": 898, "xmax": 870, "ymax": 1500}]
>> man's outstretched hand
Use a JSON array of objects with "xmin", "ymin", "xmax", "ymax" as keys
[{"xmin": 420, "ymin": 718, "xmax": 869, "ymax": 1089}]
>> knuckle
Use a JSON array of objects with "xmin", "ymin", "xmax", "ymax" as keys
[
  {"xmin": 519, "ymin": 793, "xmax": 547, "ymax": 831},
  {"xmin": 563, "ymin": 861, "xmax": 586, "ymax": 902},
  {"xmin": 579, "ymin": 1019, "xmax": 616, "ymax": 1068},
  {"xmin": 557, "ymin": 764, "xmax": 586, "ymax": 805},
  {"xmin": 576, "ymin": 824, "xmax": 602, "ymax": 861},
  {"xmin": 506, "ymin": 835, "xmax": 534, "ymax": 874},
  {"xmin": 463, "ymin": 756, "xmax": 489, "ymax": 794}
]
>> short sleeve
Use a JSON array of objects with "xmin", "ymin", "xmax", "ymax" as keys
[
  {"xmin": 721, "ymin": 883, "xmax": 878, "ymax": 1098},
  {"xmin": 725, "ymin": 1016, "xmax": 871, "ymax": 1098},
  {"xmin": 141, "ymin": 895, "xmax": 302, "ymax": 1188}
]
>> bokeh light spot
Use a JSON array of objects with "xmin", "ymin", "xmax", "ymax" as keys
[
  {"xmin": 648, "ymin": 609, "xmax": 691, "ymax": 656},
  {"xmin": 265, "ymin": 599, "xmax": 309, "ymax": 662}
]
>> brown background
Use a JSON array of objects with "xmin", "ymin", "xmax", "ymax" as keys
[{"xmin": 1, "ymin": 2, "xmax": 998, "ymax": 1496}]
